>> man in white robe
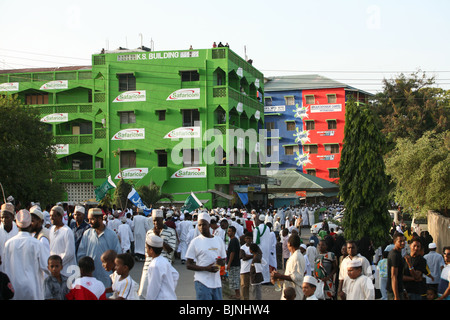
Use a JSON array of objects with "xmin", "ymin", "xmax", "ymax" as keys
[
  {"xmin": 0, "ymin": 203, "xmax": 18, "ymax": 273},
  {"xmin": 133, "ymin": 208, "xmax": 150, "ymax": 261},
  {"xmin": 4, "ymin": 209, "xmax": 49, "ymax": 300},
  {"xmin": 253, "ymin": 214, "xmax": 273, "ymax": 284},
  {"xmin": 49, "ymin": 205, "xmax": 77, "ymax": 277},
  {"xmin": 342, "ymin": 259, "xmax": 375, "ymax": 300},
  {"xmin": 145, "ymin": 234, "xmax": 179, "ymax": 300}
]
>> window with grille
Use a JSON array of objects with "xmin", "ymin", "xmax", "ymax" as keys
[
  {"xmin": 284, "ymin": 96, "xmax": 295, "ymax": 105},
  {"xmin": 284, "ymin": 145, "xmax": 299, "ymax": 155},
  {"xmin": 304, "ymin": 144, "xmax": 318, "ymax": 154},
  {"xmin": 327, "ymin": 120, "xmax": 337, "ymax": 129},
  {"xmin": 305, "ymin": 120, "xmax": 315, "ymax": 130},
  {"xmin": 305, "ymin": 95, "xmax": 315, "ymax": 104},
  {"xmin": 119, "ymin": 111, "xmax": 136, "ymax": 124},
  {"xmin": 182, "ymin": 109, "xmax": 200, "ymax": 127},
  {"xmin": 120, "ymin": 151, "xmax": 136, "ymax": 168},
  {"xmin": 286, "ymin": 121, "xmax": 296, "ymax": 131},
  {"xmin": 328, "ymin": 168, "xmax": 339, "ymax": 178},
  {"xmin": 157, "ymin": 110, "xmax": 166, "ymax": 121},
  {"xmin": 327, "ymin": 94, "xmax": 337, "ymax": 104},
  {"xmin": 180, "ymin": 70, "xmax": 199, "ymax": 82},
  {"xmin": 264, "ymin": 97, "xmax": 273, "ymax": 106},
  {"xmin": 26, "ymin": 93, "xmax": 49, "ymax": 105},
  {"xmin": 118, "ymin": 73, "xmax": 136, "ymax": 91},
  {"xmin": 183, "ymin": 149, "xmax": 200, "ymax": 166},
  {"xmin": 156, "ymin": 150, "xmax": 168, "ymax": 167}
]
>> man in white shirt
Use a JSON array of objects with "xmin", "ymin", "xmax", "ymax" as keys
[
  {"xmin": 342, "ymin": 259, "xmax": 375, "ymax": 300},
  {"xmin": 0, "ymin": 203, "xmax": 18, "ymax": 273},
  {"xmin": 424, "ymin": 242, "xmax": 445, "ymax": 290},
  {"xmin": 117, "ymin": 217, "xmax": 133, "ymax": 253},
  {"xmin": 133, "ymin": 208, "xmax": 150, "ymax": 261},
  {"xmin": 49, "ymin": 205, "xmax": 77, "ymax": 277},
  {"xmin": 4, "ymin": 209, "xmax": 49, "ymax": 300},
  {"xmin": 178, "ymin": 212, "xmax": 193, "ymax": 264},
  {"xmin": 186, "ymin": 212, "xmax": 226, "ymax": 300},
  {"xmin": 253, "ymin": 214, "xmax": 273, "ymax": 284}
]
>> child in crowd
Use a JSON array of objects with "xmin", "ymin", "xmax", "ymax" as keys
[
  {"xmin": 101, "ymin": 249, "xmax": 117, "ymax": 273},
  {"xmin": 109, "ymin": 253, "xmax": 139, "ymax": 300},
  {"xmin": 44, "ymin": 255, "xmax": 70, "ymax": 300},
  {"xmin": 283, "ymin": 286, "xmax": 296, "ymax": 300},
  {"xmin": 66, "ymin": 256, "xmax": 106, "ymax": 300},
  {"xmin": 0, "ymin": 264, "xmax": 14, "ymax": 300},
  {"xmin": 249, "ymin": 243, "xmax": 264, "ymax": 300},
  {"xmin": 302, "ymin": 275, "xmax": 319, "ymax": 300}
]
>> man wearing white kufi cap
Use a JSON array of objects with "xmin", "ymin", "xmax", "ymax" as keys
[
  {"xmin": 186, "ymin": 210, "xmax": 226, "ymax": 300},
  {"xmin": 145, "ymin": 234, "xmax": 179, "ymax": 300},
  {"xmin": 302, "ymin": 275, "xmax": 319, "ymax": 300},
  {"xmin": 342, "ymin": 258, "xmax": 375, "ymax": 300},
  {"xmin": 0, "ymin": 203, "xmax": 19, "ymax": 272},
  {"xmin": 70, "ymin": 205, "xmax": 90, "ymax": 255},
  {"xmin": 138, "ymin": 209, "xmax": 177, "ymax": 298},
  {"xmin": 4, "ymin": 209, "xmax": 49, "ymax": 299},
  {"xmin": 253, "ymin": 213, "xmax": 272, "ymax": 284},
  {"xmin": 30, "ymin": 205, "xmax": 50, "ymax": 257}
]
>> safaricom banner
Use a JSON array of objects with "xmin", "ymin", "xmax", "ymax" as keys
[
  {"xmin": 164, "ymin": 127, "xmax": 201, "ymax": 139},
  {"xmin": 115, "ymin": 168, "xmax": 148, "ymax": 180},
  {"xmin": 113, "ymin": 91, "xmax": 146, "ymax": 102},
  {"xmin": 167, "ymin": 88, "xmax": 200, "ymax": 100},
  {"xmin": 41, "ymin": 113, "xmax": 69, "ymax": 123},
  {"xmin": 171, "ymin": 167, "xmax": 206, "ymax": 179},
  {"xmin": 112, "ymin": 128, "xmax": 145, "ymax": 140}
]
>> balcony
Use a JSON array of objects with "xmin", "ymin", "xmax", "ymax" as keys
[
  {"xmin": 54, "ymin": 169, "xmax": 107, "ymax": 182},
  {"xmin": 212, "ymin": 86, "xmax": 263, "ymax": 112}
]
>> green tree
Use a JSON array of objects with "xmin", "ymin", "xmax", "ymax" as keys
[
  {"xmin": 112, "ymin": 179, "xmax": 133, "ymax": 210},
  {"xmin": 385, "ymin": 130, "xmax": 450, "ymax": 217},
  {"xmin": 339, "ymin": 99, "xmax": 391, "ymax": 246},
  {"xmin": 0, "ymin": 95, "xmax": 64, "ymax": 206},
  {"xmin": 370, "ymin": 70, "xmax": 450, "ymax": 152},
  {"xmin": 137, "ymin": 181, "xmax": 173, "ymax": 208}
]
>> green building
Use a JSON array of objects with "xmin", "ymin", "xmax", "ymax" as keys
[{"xmin": 0, "ymin": 47, "xmax": 267, "ymax": 208}]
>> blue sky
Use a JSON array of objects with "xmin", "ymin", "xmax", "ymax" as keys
[{"xmin": 1, "ymin": 0, "xmax": 449, "ymax": 93}]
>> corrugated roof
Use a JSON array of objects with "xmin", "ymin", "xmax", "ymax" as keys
[
  {"xmin": 264, "ymin": 74, "xmax": 373, "ymax": 96},
  {"xmin": 0, "ymin": 65, "xmax": 91, "ymax": 74},
  {"xmin": 265, "ymin": 169, "xmax": 339, "ymax": 192}
]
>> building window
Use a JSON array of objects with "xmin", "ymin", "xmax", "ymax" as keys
[
  {"xmin": 182, "ymin": 109, "xmax": 200, "ymax": 127},
  {"xmin": 305, "ymin": 120, "xmax": 315, "ymax": 130},
  {"xmin": 305, "ymin": 95, "xmax": 315, "ymax": 105},
  {"xmin": 72, "ymin": 122, "xmax": 92, "ymax": 135},
  {"xmin": 325, "ymin": 144, "xmax": 340, "ymax": 154},
  {"xmin": 119, "ymin": 111, "xmax": 136, "ymax": 124},
  {"xmin": 26, "ymin": 93, "xmax": 49, "ymax": 105},
  {"xmin": 284, "ymin": 96, "xmax": 295, "ymax": 105},
  {"xmin": 266, "ymin": 122, "xmax": 275, "ymax": 132},
  {"xmin": 286, "ymin": 121, "xmax": 296, "ymax": 131},
  {"xmin": 120, "ymin": 151, "xmax": 136, "ymax": 169},
  {"xmin": 328, "ymin": 168, "xmax": 339, "ymax": 178},
  {"xmin": 306, "ymin": 169, "xmax": 316, "ymax": 176},
  {"xmin": 183, "ymin": 149, "xmax": 200, "ymax": 166},
  {"xmin": 118, "ymin": 73, "xmax": 136, "ymax": 91},
  {"xmin": 327, "ymin": 119, "xmax": 337, "ymax": 130},
  {"xmin": 180, "ymin": 70, "xmax": 200, "ymax": 82},
  {"xmin": 304, "ymin": 144, "xmax": 318, "ymax": 154},
  {"xmin": 156, "ymin": 150, "xmax": 168, "ymax": 167},
  {"xmin": 264, "ymin": 97, "xmax": 273, "ymax": 106},
  {"xmin": 327, "ymin": 94, "xmax": 337, "ymax": 104},
  {"xmin": 157, "ymin": 110, "xmax": 166, "ymax": 121},
  {"xmin": 284, "ymin": 145, "xmax": 299, "ymax": 156}
]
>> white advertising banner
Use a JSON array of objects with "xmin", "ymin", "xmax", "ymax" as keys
[
  {"xmin": 166, "ymin": 88, "xmax": 200, "ymax": 100},
  {"xmin": 40, "ymin": 113, "xmax": 69, "ymax": 123},
  {"xmin": 40, "ymin": 80, "xmax": 69, "ymax": 90},
  {"xmin": 113, "ymin": 90, "xmax": 146, "ymax": 102},
  {"xmin": 111, "ymin": 128, "xmax": 145, "ymax": 140},
  {"xmin": 115, "ymin": 168, "xmax": 148, "ymax": 180},
  {"xmin": 310, "ymin": 104, "xmax": 342, "ymax": 113},
  {"xmin": 54, "ymin": 144, "xmax": 69, "ymax": 155},
  {"xmin": 164, "ymin": 127, "xmax": 201, "ymax": 139},
  {"xmin": 0, "ymin": 82, "xmax": 19, "ymax": 91},
  {"xmin": 171, "ymin": 167, "xmax": 206, "ymax": 179},
  {"xmin": 264, "ymin": 105, "xmax": 285, "ymax": 113}
]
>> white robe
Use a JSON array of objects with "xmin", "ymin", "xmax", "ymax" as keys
[
  {"xmin": 146, "ymin": 255, "xmax": 179, "ymax": 300},
  {"xmin": 117, "ymin": 223, "xmax": 133, "ymax": 253},
  {"xmin": 4, "ymin": 231, "xmax": 49, "ymax": 300},
  {"xmin": 133, "ymin": 214, "xmax": 150, "ymax": 256},
  {"xmin": 253, "ymin": 223, "xmax": 272, "ymax": 283},
  {"xmin": 49, "ymin": 225, "xmax": 77, "ymax": 277},
  {"xmin": 342, "ymin": 274, "xmax": 375, "ymax": 300}
]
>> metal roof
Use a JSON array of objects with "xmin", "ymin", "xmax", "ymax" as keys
[
  {"xmin": 264, "ymin": 169, "xmax": 339, "ymax": 193},
  {"xmin": 0, "ymin": 65, "xmax": 91, "ymax": 74},
  {"xmin": 264, "ymin": 74, "xmax": 373, "ymax": 96}
]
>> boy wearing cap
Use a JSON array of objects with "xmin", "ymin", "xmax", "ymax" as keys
[
  {"xmin": 3, "ymin": 209, "xmax": 49, "ymax": 299},
  {"xmin": 302, "ymin": 275, "xmax": 319, "ymax": 300},
  {"xmin": 342, "ymin": 259, "xmax": 375, "ymax": 300},
  {"xmin": 145, "ymin": 234, "xmax": 179, "ymax": 300}
]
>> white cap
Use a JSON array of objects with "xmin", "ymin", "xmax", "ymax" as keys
[
  {"xmin": 198, "ymin": 212, "xmax": 211, "ymax": 223},
  {"xmin": 303, "ymin": 275, "xmax": 318, "ymax": 287},
  {"xmin": 75, "ymin": 205, "xmax": 85, "ymax": 214},
  {"xmin": 152, "ymin": 209, "xmax": 164, "ymax": 219},
  {"xmin": 348, "ymin": 259, "xmax": 362, "ymax": 268},
  {"xmin": 146, "ymin": 234, "xmax": 163, "ymax": 248},
  {"xmin": 258, "ymin": 214, "xmax": 265, "ymax": 222},
  {"xmin": 30, "ymin": 205, "xmax": 44, "ymax": 221},
  {"xmin": 429, "ymin": 243, "xmax": 437, "ymax": 249}
]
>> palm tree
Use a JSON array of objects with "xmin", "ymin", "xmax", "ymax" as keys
[{"xmin": 137, "ymin": 182, "xmax": 173, "ymax": 208}]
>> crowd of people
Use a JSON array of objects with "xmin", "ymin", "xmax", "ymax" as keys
[{"xmin": 0, "ymin": 200, "xmax": 449, "ymax": 301}]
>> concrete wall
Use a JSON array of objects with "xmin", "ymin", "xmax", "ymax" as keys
[{"xmin": 428, "ymin": 210, "xmax": 450, "ymax": 253}]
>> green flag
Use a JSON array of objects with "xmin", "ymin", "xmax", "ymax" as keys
[
  {"xmin": 95, "ymin": 175, "xmax": 116, "ymax": 201},
  {"xmin": 181, "ymin": 192, "xmax": 203, "ymax": 212}
]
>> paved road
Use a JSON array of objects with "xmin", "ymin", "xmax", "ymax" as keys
[{"xmin": 130, "ymin": 226, "xmax": 312, "ymax": 300}]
